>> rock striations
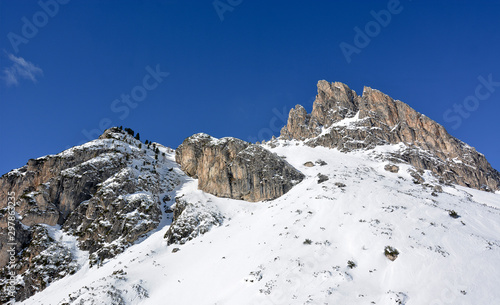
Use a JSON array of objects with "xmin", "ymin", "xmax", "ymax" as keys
[
  {"xmin": 175, "ymin": 133, "xmax": 305, "ymax": 202},
  {"xmin": 280, "ymin": 80, "xmax": 500, "ymax": 192}
]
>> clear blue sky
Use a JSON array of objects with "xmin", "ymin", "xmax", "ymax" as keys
[{"xmin": 1, "ymin": 0, "xmax": 499, "ymax": 175}]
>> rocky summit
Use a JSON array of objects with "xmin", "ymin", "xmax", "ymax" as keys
[
  {"xmin": 281, "ymin": 80, "xmax": 500, "ymax": 192},
  {"xmin": 0, "ymin": 81, "xmax": 499, "ymax": 304}
]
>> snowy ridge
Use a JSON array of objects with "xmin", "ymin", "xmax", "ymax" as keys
[{"xmin": 20, "ymin": 141, "xmax": 500, "ymax": 305}]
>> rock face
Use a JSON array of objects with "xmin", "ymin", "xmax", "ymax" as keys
[
  {"xmin": 280, "ymin": 80, "xmax": 500, "ymax": 192},
  {"xmin": 0, "ymin": 225, "xmax": 80, "ymax": 301},
  {"xmin": 0, "ymin": 127, "xmax": 180, "ymax": 302},
  {"xmin": 175, "ymin": 133, "xmax": 304, "ymax": 202}
]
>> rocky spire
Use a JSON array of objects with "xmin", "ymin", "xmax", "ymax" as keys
[{"xmin": 280, "ymin": 80, "xmax": 500, "ymax": 192}]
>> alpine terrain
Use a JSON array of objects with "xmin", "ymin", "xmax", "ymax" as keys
[{"xmin": 1, "ymin": 81, "xmax": 499, "ymax": 305}]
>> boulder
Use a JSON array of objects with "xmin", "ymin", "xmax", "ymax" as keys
[
  {"xmin": 303, "ymin": 161, "xmax": 315, "ymax": 167},
  {"xmin": 384, "ymin": 164, "xmax": 399, "ymax": 173},
  {"xmin": 317, "ymin": 174, "xmax": 329, "ymax": 184}
]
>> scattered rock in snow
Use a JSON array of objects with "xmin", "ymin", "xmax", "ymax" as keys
[
  {"xmin": 303, "ymin": 161, "xmax": 315, "ymax": 167},
  {"xmin": 384, "ymin": 246, "xmax": 400, "ymax": 261},
  {"xmin": 315, "ymin": 159, "xmax": 327, "ymax": 166},
  {"xmin": 317, "ymin": 174, "xmax": 329, "ymax": 184},
  {"xmin": 384, "ymin": 164, "xmax": 399, "ymax": 173}
]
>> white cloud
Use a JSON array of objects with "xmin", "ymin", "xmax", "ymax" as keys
[{"xmin": 2, "ymin": 53, "xmax": 43, "ymax": 86}]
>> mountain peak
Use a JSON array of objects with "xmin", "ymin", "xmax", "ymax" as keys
[
  {"xmin": 98, "ymin": 126, "xmax": 125, "ymax": 140},
  {"xmin": 281, "ymin": 80, "xmax": 500, "ymax": 191}
]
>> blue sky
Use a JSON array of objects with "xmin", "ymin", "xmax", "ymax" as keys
[{"xmin": 1, "ymin": 0, "xmax": 499, "ymax": 175}]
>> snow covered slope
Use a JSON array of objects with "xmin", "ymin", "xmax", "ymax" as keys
[{"xmin": 19, "ymin": 139, "xmax": 500, "ymax": 305}]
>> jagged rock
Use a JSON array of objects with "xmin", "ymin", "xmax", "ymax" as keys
[
  {"xmin": 384, "ymin": 164, "xmax": 399, "ymax": 173},
  {"xmin": 0, "ymin": 225, "xmax": 79, "ymax": 303},
  {"xmin": 280, "ymin": 80, "xmax": 500, "ymax": 192},
  {"xmin": 175, "ymin": 133, "xmax": 304, "ymax": 202}
]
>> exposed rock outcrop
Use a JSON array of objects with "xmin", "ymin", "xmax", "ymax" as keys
[
  {"xmin": 164, "ymin": 196, "xmax": 224, "ymax": 245},
  {"xmin": 280, "ymin": 80, "xmax": 500, "ymax": 191},
  {"xmin": 175, "ymin": 133, "xmax": 304, "ymax": 202}
]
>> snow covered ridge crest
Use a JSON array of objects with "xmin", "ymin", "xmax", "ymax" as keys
[{"xmin": 280, "ymin": 80, "xmax": 500, "ymax": 192}]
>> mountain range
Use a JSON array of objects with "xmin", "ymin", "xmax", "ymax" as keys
[{"xmin": 1, "ymin": 80, "xmax": 499, "ymax": 304}]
